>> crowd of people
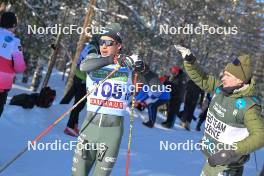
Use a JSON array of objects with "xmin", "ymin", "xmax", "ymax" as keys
[{"xmin": 135, "ymin": 65, "xmax": 209, "ymax": 132}]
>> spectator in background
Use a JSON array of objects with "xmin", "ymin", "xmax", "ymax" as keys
[
  {"xmin": 159, "ymin": 75, "xmax": 169, "ymax": 84},
  {"xmin": 179, "ymin": 79, "xmax": 203, "ymax": 131},
  {"xmin": 161, "ymin": 66, "xmax": 186, "ymax": 128},
  {"xmin": 136, "ymin": 87, "xmax": 170, "ymax": 128},
  {"xmin": 60, "ymin": 35, "xmax": 100, "ymax": 137},
  {"xmin": 157, "ymin": 75, "xmax": 169, "ymax": 115},
  {"xmin": 0, "ymin": 12, "xmax": 26, "ymax": 117},
  {"xmin": 196, "ymin": 93, "xmax": 211, "ymax": 131}
]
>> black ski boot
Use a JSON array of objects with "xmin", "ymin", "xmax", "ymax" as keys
[
  {"xmin": 142, "ymin": 121, "xmax": 154, "ymax": 128},
  {"xmin": 196, "ymin": 119, "xmax": 203, "ymax": 131}
]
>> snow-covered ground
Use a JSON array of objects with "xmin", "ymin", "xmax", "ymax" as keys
[{"xmin": 0, "ymin": 70, "xmax": 263, "ymax": 176}]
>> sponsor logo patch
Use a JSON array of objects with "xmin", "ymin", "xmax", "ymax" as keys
[{"xmin": 90, "ymin": 98, "xmax": 123, "ymax": 109}]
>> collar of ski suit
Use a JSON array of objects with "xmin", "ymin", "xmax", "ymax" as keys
[
  {"xmin": 226, "ymin": 79, "xmax": 257, "ymax": 98},
  {"xmin": 0, "ymin": 28, "xmax": 15, "ymax": 36}
]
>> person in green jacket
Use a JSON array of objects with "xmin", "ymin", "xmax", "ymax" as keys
[{"xmin": 175, "ymin": 45, "xmax": 264, "ymax": 176}]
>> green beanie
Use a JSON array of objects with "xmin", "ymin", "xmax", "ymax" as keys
[
  {"xmin": 224, "ymin": 54, "xmax": 252, "ymax": 83},
  {"xmin": 101, "ymin": 23, "xmax": 122, "ymax": 43}
]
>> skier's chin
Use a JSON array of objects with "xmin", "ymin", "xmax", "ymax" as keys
[
  {"xmin": 101, "ymin": 52, "xmax": 111, "ymax": 57},
  {"xmin": 222, "ymin": 85, "xmax": 243, "ymax": 95}
]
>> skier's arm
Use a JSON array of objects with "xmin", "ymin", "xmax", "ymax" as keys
[
  {"xmin": 234, "ymin": 105, "xmax": 264, "ymax": 155},
  {"xmin": 135, "ymin": 90, "xmax": 148, "ymax": 102},
  {"xmin": 80, "ymin": 53, "xmax": 113, "ymax": 72},
  {"xmin": 135, "ymin": 90, "xmax": 159, "ymax": 105}
]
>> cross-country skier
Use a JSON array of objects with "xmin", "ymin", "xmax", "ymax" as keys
[
  {"xmin": 0, "ymin": 12, "xmax": 26, "ymax": 117},
  {"xmin": 175, "ymin": 45, "xmax": 264, "ymax": 176},
  {"xmin": 71, "ymin": 23, "xmax": 161, "ymax": 176}
]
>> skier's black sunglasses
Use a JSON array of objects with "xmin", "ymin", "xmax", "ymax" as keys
[
  {"xmin": 231, "ymin": 56, "xmax": 246, "ymax": 81},
  {"xmin": 99, "ymin": 39, "xmax": 116, "ymax": 46}
]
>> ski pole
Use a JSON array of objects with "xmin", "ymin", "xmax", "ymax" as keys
[
  {"xmin": 125, "ymin": 73, "xmax": 138, "ymax": 176},
  {"xmin": 254, "ymin": 152, "xmax": 259, "ymax": 174},
  {"xmin": 0, "ymin": 65, "xmax": 121, "ymax": 174}
]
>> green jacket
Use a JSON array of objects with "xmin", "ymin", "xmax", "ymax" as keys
[{"xmin": 184, "ymin": 60, "xmax": 264, "ymax": 156}]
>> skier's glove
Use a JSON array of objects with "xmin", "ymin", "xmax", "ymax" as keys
[
  {"xmin": 117, "ymin": 54, "xmax": 145, "ymax": 72},
  {"xmin": 174, "ymin": 45, "xmax": 196, "ymax": 63},
  {"xmin": 135, "ymin": 102, "xmax": 146, "ymax": 111},
  {"xmin": 208, "ymin": 150, "xmax": 236, "ymax": 167}
]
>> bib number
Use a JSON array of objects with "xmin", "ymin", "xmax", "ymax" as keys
[{"xmin": 93, "ymin": 81, "xmax": 123, "ymax": 99}]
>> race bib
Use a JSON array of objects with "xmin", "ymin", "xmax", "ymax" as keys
[{"xmin": 86, "ymin": 65, "xmax": 132, "ymax": 116}]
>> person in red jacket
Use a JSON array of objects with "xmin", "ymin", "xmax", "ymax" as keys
[{"xmin": 0, "ymin": 12, "xmax": 26, "ymax": 117}]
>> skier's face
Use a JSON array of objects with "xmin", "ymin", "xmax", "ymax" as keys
[
  {"xmin": 221, "ymin": 71, "xmax": 244, "ymax": 89},
  {"xmin": 99, "ymin": 36, "xmax": 121, "ymax": 57}
]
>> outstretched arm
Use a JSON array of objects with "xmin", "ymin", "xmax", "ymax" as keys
[
  {"xmin": 184, "ymin": 58, "xmax": 220, "ymax": 92},
  {"xmin": 175, "ymin": 45, "xmax": 221, "ymax": 92}
]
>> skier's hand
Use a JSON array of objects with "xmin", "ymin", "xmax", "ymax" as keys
[
  {"xmin": 174, "ymin": 45, "xmax": 196, "ymax": 63},
  {"xmin": 117, "ymin": 54, "xmax": 145, "ymax": 72},
  {"xmin": 135, "ymin": 102, "xmax": 146, "ymax": 111},
  {"xmin": 208, "ymin": 150, "xmax": 236, "ymax": 167}
]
